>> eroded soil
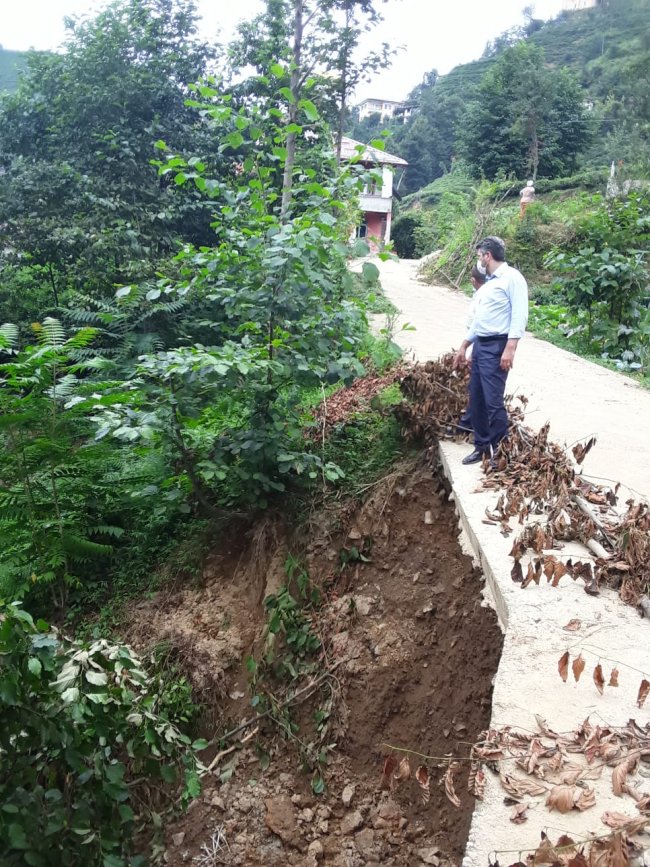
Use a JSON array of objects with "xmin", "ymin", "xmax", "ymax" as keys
[{"xmin": 129, "ymin": 461, "xmax": 503, "ymax": 866}]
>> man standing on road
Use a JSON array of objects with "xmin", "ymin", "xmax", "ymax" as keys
[{"xmin": 452, "ymin": 236, "xmax": 528, "ymax": 465}]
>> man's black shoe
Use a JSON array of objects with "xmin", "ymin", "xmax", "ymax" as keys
[{"xmin": 461, "ymin": 448, "xmax": 485, "ymax": 465}]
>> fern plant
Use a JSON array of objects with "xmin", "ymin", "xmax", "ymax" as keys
[{"xmin": 0, "ymin": 319, "xmax": 122, "ymax": 606}]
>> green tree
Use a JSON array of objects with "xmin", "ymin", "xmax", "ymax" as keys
[
  {"xmin": 458, "ymin": 43, "xmax": 590, "ymax": 180},
  {"xmin": 0, "ymin": 0, "xmax": 219, "ymax": 298}
]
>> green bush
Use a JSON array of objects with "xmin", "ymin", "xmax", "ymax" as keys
[
  {"xmin": 0, "ymin": 602, "xmax": 201, "ymax": 866},
  {"xmin": 391, "ymin": 214, "xmax": 421, "ymax": 259}
]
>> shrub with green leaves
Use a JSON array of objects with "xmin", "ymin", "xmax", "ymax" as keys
[
  {"xmin": 545, "ymin": 191, "xmax": 650, "ymax": 367},
  {"xmin": 0, "ymin": 602, "xmax": 202, "ymax": 866}
]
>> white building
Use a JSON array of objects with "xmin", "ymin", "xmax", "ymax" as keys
[
  {"xmin": 562, "ymin": 0, "xmax": 600, "ymax": 10},
  {"xmin": 339, "ymin": 137, "xmax": 407, "ymax": 250},
  {"xmin": 357, "ymin": 98, "xmax": 409, "ymax": 123}
]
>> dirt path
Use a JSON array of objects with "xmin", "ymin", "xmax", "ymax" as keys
[{"xmin": 374, "ymin": 257, "xmax": 650, "ymax": 503}]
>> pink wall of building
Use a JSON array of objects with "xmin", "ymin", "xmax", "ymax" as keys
[{"xmin": 364, "ymin": 211, "xmax": 388, "ymax": 251}]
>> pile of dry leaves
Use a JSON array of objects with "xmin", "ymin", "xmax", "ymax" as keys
[
  {"xmin": 383, "ymin": 716, "xmax": 650, "ymax": 867},
  {"xmin": 396, "ymin": 356, "xmax": 650, "ymax": 606},
  {"xmin": 310, "ymin": 371, "xmax": 401, "ymax": 434}
]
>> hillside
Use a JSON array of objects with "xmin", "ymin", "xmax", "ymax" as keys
[
  {"xmin": 349, "ymin": 0, "xmax": 650, "ymax": 194},
  {"xmin": 0, "ymin": 47, "xmax": 27, "ymax": 93}
]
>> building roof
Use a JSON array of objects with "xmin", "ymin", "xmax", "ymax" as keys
[
  {"xmin": 340, "ymin": 136, "xmax": 408, "ymax": 167},
  {"xmin": 357, "ymin": 97, "xmax": 404, "ymax": 106}
]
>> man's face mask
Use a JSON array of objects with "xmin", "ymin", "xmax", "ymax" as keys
[{"xmin": 476, "ymin": 259, "xmax": 487, "ymax": 276}]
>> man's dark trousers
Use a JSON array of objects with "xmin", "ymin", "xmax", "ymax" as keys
[{"xmin": 469, "ymin": 335, "xmax": 509, "ymax": 453}]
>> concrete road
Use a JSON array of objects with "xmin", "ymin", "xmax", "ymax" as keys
[
  {"xmin": 374, "ymin": 258, "xmax": 650, "ymax": 865},
  {"xmin": 375, "ymin": 256, "xmax": 650, "ymax": 503}
]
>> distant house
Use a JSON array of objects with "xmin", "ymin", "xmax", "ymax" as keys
[
  {"xmin": 562, "ymin": 0, "xmax": 601, "ymax": 10},
  {"xmin": 340, "ymin": 136, "xmax": 407, "ymax": 251},
  {"xmin": 357, "ymin": 98, "xmax": 411, "ymax": 124}
]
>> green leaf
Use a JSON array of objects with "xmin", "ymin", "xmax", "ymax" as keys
[
  {"xmin": 118, "ymin": 804, "xmax": 134, "ymax": 823},
  {"xmin": 160, "ymin": 765, "xmax": 177, "ymax": 784},
  {"xmin": 8, "ymin": 823, "xmax": 28, "ymax": 850},
  {"xmin": 192, "ymin": 739, "xmax": 209, "ymax": 751},
  {"xmin": 270, "ymin": 63, "xmax": 285, "ymax": 77},
  {"xmin": 224, "ymin": 131, "xmax": 245, "ymax": 150},
  {"xmin": 299, "ymin": 99, "xmax": 318, "ymax": 121},
  {"xmin": 85, "ymin": 670, "xmax": 108, "ymax": 686},
  {"xmin": 185, "ymin": 767, "xmax": 201, "ymax": 799},
  {"xmin": 105, "ymin": 762, "xmax": 125, "ymax": 784},
  {"xmin": 279, "ymin": 87, "xmax": 295, "ymax": 104},
  {"xmin": 28, "ymin": 657, "xmax": 42, "ymax": 677}
]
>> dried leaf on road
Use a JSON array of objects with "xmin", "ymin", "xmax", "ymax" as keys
[
  {"xmin": 612, "ymin": 757, "xmax": 638, "ymax": 797},
  {"xmin": 563, "ymin": 619, "xmax": 582, "ymax": 632},
  {"xmin": 601, "ymin": 811, "xmax": 648, "ymax": 834},
  {"xmin": 443, "ymin": 761, "xmax": 462, "ymax": 808},
  {"xmin": 559, "ymin": 651, "xmax": 570, "ymax": 682},
  {"xmin": 636, "ymin": 679, "xmax": 650, "ymax": 709},
  {"xmin": 469, "ymin": 767, "xmax": 486, "ymax": 799},
  {"xmin": 553, "ymin": 561, "xmax": 569, "ymax": 586},
  {"xmin": 573, "ymin": 438, "xmax": 596, "ymax": 465},
  {"xmin": 510, "ymin": 802, "xmax": 530, "ymax": 824},
  {"xmin": 500, "ymin": 771, "xmax": 546, "ymax": 799},
  {"xmin": 533, "ymin": 832, "xmax": 560, "ymax": 864},
  {"xmin": 593, "ymin": 663, "xmax": 605, "ymax": 695},
  {"xmin": 546, "ymin": 785, "xmax": 579, "ymax": 813},
  {"xmin": 575, "ymin": 787, "xmax": 596, "ymax": 811},
  {"xmin": 608, "ymin": 668, "xmax": 619, "ymax": 687},
  {"xmin": 588, "ymin": 833, "xmax": 628, "ymax": 867},
  {"xmin": 546, "ymin": 784, "xmax": 595, "ymax": 813},
  {"xmin": 573, "ymin": 654, "xmax": 586, "ymax": 682}
]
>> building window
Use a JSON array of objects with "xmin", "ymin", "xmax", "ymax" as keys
[{"xmin": 356, "ymin": 221, "xmax": 368, "ymax": 238}]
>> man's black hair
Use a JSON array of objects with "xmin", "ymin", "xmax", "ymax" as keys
[
  {"xmin": 470, "ymin": 265, "xmax": 487, "ymax": 284},
  {"xmin": 476, "ymin": 236, "xmax": 506, "ymax": 262}
]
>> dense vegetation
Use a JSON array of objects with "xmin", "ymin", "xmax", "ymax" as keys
[
  {"xmin": 0, "ymin": 1, "xmax": 403, "ymax": 863},
  {"xmin": 347, "ymin": 0, "xmax": 650, "ymax": 193}
]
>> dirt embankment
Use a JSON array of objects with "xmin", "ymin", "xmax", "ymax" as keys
[{"xmin": 127, "ymin": 461, "xmax": 503, "ymax": 866}]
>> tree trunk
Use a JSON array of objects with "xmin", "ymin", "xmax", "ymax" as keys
[
  {"xmin": 530, "ymin": 123, "xmax": 539, "ymax": 181},
  {"xmin": 280, "ymin": 0, "xmax": 305, "ymax": 222},
  {"xmin": 335, "ymin": 2, "xmax": 352, "ymax": 160}
]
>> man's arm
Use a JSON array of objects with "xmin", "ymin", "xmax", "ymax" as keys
[{"xmin": 501, "ymin": 272, "xmax": 528, "ymax": 371}]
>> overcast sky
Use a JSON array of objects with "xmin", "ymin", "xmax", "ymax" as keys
[{"xmin": 2, "ymin": 0, "xmax": 566, "ymax": 101}]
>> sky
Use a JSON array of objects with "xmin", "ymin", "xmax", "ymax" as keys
[{"xmin": 2, "ymin": 0, "xmax": 566, "ymax": 102}]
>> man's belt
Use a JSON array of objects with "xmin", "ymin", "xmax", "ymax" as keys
[{"xmin": 476, "ymin": 334, "xmax": 508, "ymax": 343}]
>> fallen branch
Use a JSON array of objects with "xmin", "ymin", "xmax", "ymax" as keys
[
  {"xmin": 203, "ymin": 659, "xmax": 346, "ymax": 751},
  {"xmin": 207, "ymin": 726, "xmax": 259, "ymax": 773},
  {"xmin": 572, "ymin": 494, "xmax": 615, "ymax": 548}
]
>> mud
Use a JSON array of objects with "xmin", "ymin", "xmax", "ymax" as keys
[{"xmin": 132, "ymin": 461, "xmax": 503, "ymax": 866}]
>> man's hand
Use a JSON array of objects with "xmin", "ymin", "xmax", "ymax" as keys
[
  {"xmin": 453, "ymin": 340, "xmax": 470, "ymax": 370},
  {"xmin": 453, "ymin": 347, "xmax": 467, "ymax": 370},
  {"xmin": 500, "ymin": 339, "xmax": 518, "ymax": 371}
]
